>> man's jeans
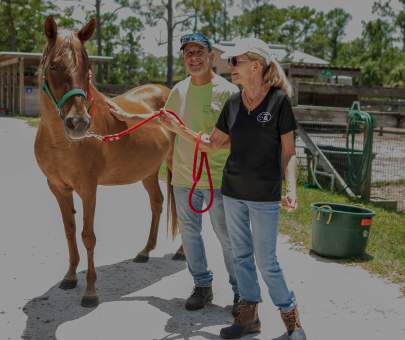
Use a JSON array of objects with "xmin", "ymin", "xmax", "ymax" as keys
[
  {"xmin": 223, "ymin": 195, "xmax": 296, "ymax": 312},
  {"xmin": 173, "ymin": 187, "xmax": 238, "ymax": 294}
]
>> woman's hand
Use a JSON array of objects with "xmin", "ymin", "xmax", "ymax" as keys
[{"xmin": 281, "ymin": 196, "xmax": 297, "ymax": 212}]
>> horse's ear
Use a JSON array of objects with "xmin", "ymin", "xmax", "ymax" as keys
[
  {"xmin": 44, "ymin": 16, "xmax": 57, "ymax": 43},
  {"xmin": 77, "ymin": 18, "xmax": 96, "ymax": 43}
]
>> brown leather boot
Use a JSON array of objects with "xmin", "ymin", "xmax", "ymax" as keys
[
  {"xmin": 220, "ymin": 300, "xmax": 261, "ymax": 339},
  {"xmin": 280, "ymin": 305, "xmax": 306, "ymax": 340}
]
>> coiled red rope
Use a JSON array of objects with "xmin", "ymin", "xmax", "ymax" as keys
[
  {"xmin": 189, "ymin": 133, "xmax": 214, "ymax": 214},
  {"xmin": 100, "ymin": 108, "xmax": 214, "ymax": 214}
]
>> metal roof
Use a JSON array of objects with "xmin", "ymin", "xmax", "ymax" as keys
[
  {"xmin": 283, "ymin": 62, "xmax": 360, "ymax": 72},
  {"xmin": 213, "ymin": 41, "xmax": 328, "ymax": 65},
  {"xmin": 0, "ymin": 51, "xmax": 113, "ymax": 63}
]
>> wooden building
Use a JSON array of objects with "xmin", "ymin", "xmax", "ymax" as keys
[
  {"xmin": 0, "ymin": 52, "xmax": 112, "ymax": 116},
  {"xmin": 212, "ymin": 41, "xmax": 362, "ymax": 107}
]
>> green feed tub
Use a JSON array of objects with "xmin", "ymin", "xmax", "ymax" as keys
[{"xmin": 311, "ymin": 203, "xmax": 375, "ymax": 258}]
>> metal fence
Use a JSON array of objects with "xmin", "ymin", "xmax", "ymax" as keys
[{"xmin": 295, "ymin": 123, "xmax": 405, "ymax": 213}]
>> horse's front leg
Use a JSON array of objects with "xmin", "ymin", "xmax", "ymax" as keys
[
  {"xmin": 78, "ymin": 184, "xmax": 99, "ymax": 307},
  {"xmin": 48, "ymin": 180, "xmax": 80, "ymax": 289}
]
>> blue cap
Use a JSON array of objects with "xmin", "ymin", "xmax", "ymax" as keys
[{"xmin": 180, "ymin": 33, "xmax": 212, "ymax": 50}]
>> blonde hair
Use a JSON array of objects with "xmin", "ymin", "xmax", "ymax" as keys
[{"xmin": 246, "ymin": 52, "xmax": 292, "ymax": 98}]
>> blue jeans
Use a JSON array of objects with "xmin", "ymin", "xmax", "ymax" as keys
[
  {"xmin": 173, "ymin": 186, "xmax": 238, "ymax": 295},
  {"xmin": 223, "ymin": 195, "xmax": 296, "ymax": 312}
]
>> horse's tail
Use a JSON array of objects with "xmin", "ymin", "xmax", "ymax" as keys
[{"xmin": 166, "ymin": 167, "xmax": 178, "ymax": 239}]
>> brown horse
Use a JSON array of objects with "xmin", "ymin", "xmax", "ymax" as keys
[{"xmin": 34, "ymin": 16, "xmax": 183, "ymax": 308}]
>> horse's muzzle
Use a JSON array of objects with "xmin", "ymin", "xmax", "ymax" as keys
[{"xmin": 64, "ymin": 115, "xmax": 91, "ymax": 139}]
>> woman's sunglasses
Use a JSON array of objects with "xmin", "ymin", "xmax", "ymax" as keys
[{"xmin": 227, "ymin": 56, "xmax": 250, "ymax": 67}]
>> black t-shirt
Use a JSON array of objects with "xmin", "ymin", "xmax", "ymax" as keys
[{"xmin": 215, "ymin": 87, "xmax": 297, "ymax": 201}]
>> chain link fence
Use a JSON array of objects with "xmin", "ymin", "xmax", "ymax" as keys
[{"xmin": 295, "ymin": 122, "xmax": 405, "ymax": 213}]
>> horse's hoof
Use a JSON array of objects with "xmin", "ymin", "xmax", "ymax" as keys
[
  {"xmin": 81, "ymin": 295, "xmax": 99, "ymax": 308},
  {"xmin": 133, "ymin": 254, "xmax": 149, "ymax": 263},
  {"xmin": 172, "ymin": 252, "xmax": 186, "ymax": 261},
  {"xmin": 59, "ymin": 279, "xmax": 77, "ymax": 290}
]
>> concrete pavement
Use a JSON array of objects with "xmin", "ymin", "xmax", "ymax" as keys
[{"xmin": 0, "ymin": 117, "xmax": 403, "ymax": 340}]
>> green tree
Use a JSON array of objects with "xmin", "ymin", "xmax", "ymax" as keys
[
  {"xmin": 325, "ymin": 8, "xmax": 351, "ymax": 63},
  {"xmin": 76, "ymin": 0, "xmax": 132, "ymax": 83},
  {"xmin": 240, "ymin": 0, "xmax": 272, "ymax": 38},
  {"xmin": 336, "ymin": 19, "xmax": 397, "ymax": 86},
  {"xmin": 108, "ymin": 16, "xmax": 143, "ymax": 84},
  {"xmin": 0, "ymin": 0, "xmax": 76, "ymax": 52},
  {"xmin": 139, "ymin": 0, "xmax": 194, "ymax": 87},
  {"xmin": 334, "ymin": 38, "xmax": 365, "ymax": 68},
  {"xmin": 80, "ymin": 1, "xmax": 145, "ymax": 85},
  {"xmin": 232, "ymin": 3, "xmax": 287, "ymax": 43},
  {"xmin": 373, "ymin": 0, "xmax": 405, "ymax": 51},
  {"xmin": 279, "ymin": 5, "xmax": 319, "ymax": 58},
  {"xmin": 189, "ymin": 0, "xmax": 234, "ymax": 42},
  {"xmin": 231, "ymin": 4, "xmax": 350, "ymax": 64},
  {"xmin": 302, "ymin": 8, "xmax": 351, "ymax": 63},
  {"xmin": 300, "ymin": 12, "xmax": 330, "ymax": 60},
  {"xmin": 362, "ymin": 19, "xmax": 395, "ymax": 60}
]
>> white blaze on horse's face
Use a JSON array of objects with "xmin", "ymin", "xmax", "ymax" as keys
[{"xmin": 44, "ymin": 16, "xmax": 96, "ymax": 140}]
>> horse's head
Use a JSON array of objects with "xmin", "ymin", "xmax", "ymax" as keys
[{"xmin": 41, "ymin": 16, "xmax": 96, "ymax": 140}]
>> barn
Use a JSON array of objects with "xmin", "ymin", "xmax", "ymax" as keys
[{"xmin": 0, "ymin": 52, "xmax": 112, "ymax": 116}]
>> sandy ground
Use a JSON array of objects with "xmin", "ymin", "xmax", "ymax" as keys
[{"xmin": 0, "ymin": 117, "xmax": 404, "ymax": 340}]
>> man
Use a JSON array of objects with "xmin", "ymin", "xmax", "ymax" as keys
[
  {"xmin": 107, "ymin": 33, "xmax": 239, "ymax": 313},
  {"xmin": 164, "ymin": 33, "xmax": 239, "ymax": 313}
]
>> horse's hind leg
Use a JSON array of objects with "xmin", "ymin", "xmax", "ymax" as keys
[
  {"xmin": 173, "ymin": 245, "xmax": 186, "ymax": 261},
  {"xmin": 134, "ymin": 172, "xmax": 163, "ymax": 263},
  {"xmin": 48, "ymin": 181, "xmax": 79, "ymax": 289}
]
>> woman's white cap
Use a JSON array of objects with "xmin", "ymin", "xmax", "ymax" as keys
[{"xmin": 221, "ymin": 37, "xmax": 274, "ymax": 65}]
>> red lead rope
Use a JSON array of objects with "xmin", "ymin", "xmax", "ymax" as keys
[
  {"xmin": 87, "ymin": 71, "xmax": 96, "ymax": 117},
  {"xmin": 189, "ymin": 134, "xmax": 214, "ymax": 214},
  {"xmin": 100, "ymin": 108, "xmax": 214, "ymax": 214}
]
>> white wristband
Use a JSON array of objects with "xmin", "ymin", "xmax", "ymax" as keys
[
  {"xmin": 286, "ymin": 155, "xmax": 297, "ymax": 201},
  {"xmin": 200, "ymin": 133, "xmax": 211, "ymax": 143}
]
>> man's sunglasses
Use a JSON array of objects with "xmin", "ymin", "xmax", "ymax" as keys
[
  {"xmin": 180, "ymin": 33, "xmax": 211, "ymax": 50},
  {"xmin": 227, "ymin": 56, "xmax": 250, "ymax": 67}
]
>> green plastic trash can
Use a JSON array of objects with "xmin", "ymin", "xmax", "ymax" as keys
[{"xmin": 311, "ymin": 202, "xmax": 375, "ymax": 258}]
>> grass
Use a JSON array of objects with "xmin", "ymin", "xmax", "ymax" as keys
[
  {"xmin": 280, "ymin": 185, "xmax": 405, "ymax": 295},
  {"xmin": 11, "ymin": 114, "xmax": 40, "ymax": 128}
]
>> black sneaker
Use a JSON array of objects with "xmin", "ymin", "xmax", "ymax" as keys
[
  {"xmin": 232, "ymin": 294, "xmax": 240, "ymax": 317},
  {"xmin": 185, "ymin": 286, "xmax": 213, "ymax": 311}
]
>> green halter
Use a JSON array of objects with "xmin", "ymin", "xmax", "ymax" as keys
[
  {"xmin": 42, "ymin": 81, "xmax": 87, "ymax": 109},
  {"xmin": 41, "ymin": 80, "xmax": 89, "ymax": 118}
]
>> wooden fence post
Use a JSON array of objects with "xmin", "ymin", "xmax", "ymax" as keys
[
  {"xmin": 292, "ymin": 80, "xmax": 299, "ymax": 106},
  {"xmin": 12, "ymin": 63, "xmax": 17, "ymax": 114},
  {"xmin": 6, "ymin": 66, "xmax": 10, "ymax": 111},
  {"xmin": 19, "ymin": 58, "xmax": 25, "ymax": 115},
  {"xmin": 0, "ymin": 68, "xmax": 3, "ymax": 109}
]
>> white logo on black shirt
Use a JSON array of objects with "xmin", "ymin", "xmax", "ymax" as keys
[{"xmin": 257, "ymin": 111, "xmax": 272, "ymax": 123}]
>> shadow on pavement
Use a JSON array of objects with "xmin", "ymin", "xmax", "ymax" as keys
[
  {"xmin": 22, "ymin": 255, "xmax": 185, "ymax": 340},
  {"xmin": 122, "ymin": 296, "xmax": 261, "ymax": 340},
  {"xmin": 22, "ymin": 254, "xmax": 281, "ymax": 340}
]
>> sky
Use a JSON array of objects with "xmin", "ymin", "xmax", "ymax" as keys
[{"xmin": 57, "ymin": 0, "xmax": 403, "ymax": 57}]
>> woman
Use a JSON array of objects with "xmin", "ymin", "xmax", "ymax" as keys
[{"xmin": 160, "ymin": 37, "xmax": 306, "ymax": 340}]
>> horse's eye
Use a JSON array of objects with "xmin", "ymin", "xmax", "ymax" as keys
[{"xmin": 49, "ymin": 63, "xmax": 58, "ymax": 71}]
